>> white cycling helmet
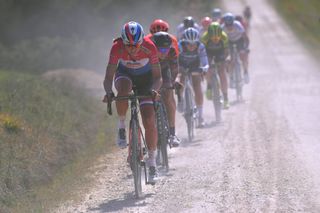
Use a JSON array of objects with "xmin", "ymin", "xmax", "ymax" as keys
[{"xmin": 182, "ymin": 27, "xmax": 200, "ymax": 43}]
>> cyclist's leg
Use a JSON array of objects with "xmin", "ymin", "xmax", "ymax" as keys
[
  {"xmin": 161, "ymin": 67, "xmax": 180, "ymax": 145},
  {"xmin": 134, "ymin": 72, "xmax": 158, "ymax": 178},
  {"xmin": 162, "ymin": 90, "xmax": 176, "ymax": 131},
  {"xmin": 237, "ymin": 38, "xmax": 249, "ymax": 74},
  {"xmin": 114, "ymin": 72, "xmax": 132, "ymax": 148},
  {"xmin": 175, "ymin": 71, "xmax": 185, "ymax": 112},
  {"xmin": 192, "ymin": 74, "xmax": 205, "ymax": 125},
  {"xmin": 140, "ymin": 102, "xmax": 158, "ymax": 180},
  {"xmin": 216, "ymin": 54, "xmax": 229, "ymax": 104},
  {"xmin": 229, "ymin": 42, "xmax": 236, "ymax": 75},
  {"xmin": 140, "ymin": 104, "xmax": 157, "ymax": 157},
  {"xmin": 114, "ymin": 73, "xmax": 132, "ymax": 116},
  {"xmin": 205, "ymin": 54, "xmax": 214, "ymax": 100}
]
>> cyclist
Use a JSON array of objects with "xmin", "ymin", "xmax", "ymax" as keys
[
  {"xmin": 200, "ymin": 16, "xmax": 212, "ymax": 35},
  {"xmin": 103, "ymin": 21, "xmax": 162, "ymax": 182},
  {"xmin": 176, "ymin": 16, "xmax": 201, "ymax": 40},
  {"xmin": 201, "ymin": 22, "xmax": 230, "ymax": 109},
  {"xmin": 222, "ymin": 13, "xmax": 250, "ymax": 84},
  {"xmin": 212, "ymin": 8, "xmax": 222, "ymax": 23},
  {"xmin": 175, "ymin": 27, "xmax": 209, "ymax": 128},
  {"xmin": 146, "ymin": 19, "xmax": 179, "ymax": 51},
  {"xmin": 150, "ymin": 31, "xmax": 181, "ymax": 147}
]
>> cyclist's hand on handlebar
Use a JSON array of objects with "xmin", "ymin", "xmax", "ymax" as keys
[
  {"xmin": 102, "ymin": 92, "xmax": 115, "ymax": 103},
  {"xmin": 150, "ymin": 89, "xmax": 161, "ymax": 101},
  {"xmin": 174, "ymin": 81, "xmax": 183, "ymax": 90}
]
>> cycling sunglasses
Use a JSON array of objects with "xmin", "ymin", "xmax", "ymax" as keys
[
  {"xmin": 185, "ymin": 40, "xmax": 198, "ymax": 45},
  {"xmin": 158, "ymin": 47, "xmax": 170, "ymax": 54},
  {"xmin": 125, "ymin": 43, "xmax": 141, "ymax": 48}
]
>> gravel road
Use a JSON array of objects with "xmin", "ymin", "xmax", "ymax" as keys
[{"xmin": 55, "ymin": 0, "xmax": 320, "ymax": 212}]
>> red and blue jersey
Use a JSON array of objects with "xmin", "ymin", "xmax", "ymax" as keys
[{"xmin": 108, "ymin": 37, "xmax": 159, "ymax": 76}]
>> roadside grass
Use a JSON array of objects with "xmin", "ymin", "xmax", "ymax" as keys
[
  {"xmin": 0, "ymin": 70, "xmax": 115, "ymax": 212},
  {"xmin": 272, "ymin": 0, "xmax": 320, "ymax": 57}
]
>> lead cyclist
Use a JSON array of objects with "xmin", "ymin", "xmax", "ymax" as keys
[{"xmin": 103, "ymin": 21, "xmax": 162, "ymax": 183}]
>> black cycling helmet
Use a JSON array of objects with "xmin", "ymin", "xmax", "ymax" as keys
[
  {"xmin": 183, "ymin": 16, "xmax": 195, "ymax": 28},
  {"xmin": 152, "ymin": 31, "xmax": 172, "ymax": 48}
]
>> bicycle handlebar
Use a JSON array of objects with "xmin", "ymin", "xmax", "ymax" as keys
[{"xmin": 107, "ymin": 94, "xmax": 153, "ymax": 115}]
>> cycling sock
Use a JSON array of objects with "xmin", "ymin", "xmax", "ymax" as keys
[
  {"xmin": 118, "ymin": 116, "xmax": 126, "ymax": 129},
  {"xmin": 147, "ymin": 149, "xmax": 157, "ymax": 167},
  {"xmin": 197, "ymin": 106, "xmax": 203, "ymax": 119},
  {"xmin": 169, "ymin": 127, "xmax": 175, "ymax": 136}
]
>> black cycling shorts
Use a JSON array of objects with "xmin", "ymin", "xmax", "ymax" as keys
[{"xmin": 115, "ymin": 70, "xmax": 152, "ymax": 96}]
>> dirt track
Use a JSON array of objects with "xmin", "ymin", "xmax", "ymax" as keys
[{"xmin": 55, "ymin": 0, "xmax": 320, "ymax": 212}]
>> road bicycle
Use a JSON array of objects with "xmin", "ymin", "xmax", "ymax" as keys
[
  {"xmin": 179, "ymin": 68, "xmax": 198, "ymax": 142},
  {"xmin": 107, "ymin": 91, "xmax": 154, "ymax": 198}
]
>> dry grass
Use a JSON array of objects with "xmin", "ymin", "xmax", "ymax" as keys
[
  {"xmin": 0, "ymin": 70, "xmax": 115, "ymax": 212},
  {"xmin": 272, "ymin": 0, "xmax": 320, "ymax": 57}
]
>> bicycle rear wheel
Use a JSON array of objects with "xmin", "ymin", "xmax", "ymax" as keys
[
  {"xmin": 184, "ymin": 87, "xmax": 194, "ymax": 142},
  {"xmin": 129, "ymin": 119, "xmax": 142, "ymax": 198},
  {"xmin": 212, "ymin": 71, "xmax": 222, "ymax": 122},
  {"xmin": 156, "ymin": 103, "xmax": 169, "ymax": 171}
]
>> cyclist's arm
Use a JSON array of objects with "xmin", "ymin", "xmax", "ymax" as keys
[
  {"xmin": 222, "ymin": 32, "xmax": 230, "ymax": 58},
  {"xmin": 236, "ymin": 21, "xmax": 250, "ymax": 48},
  {"xmin": 198, "ymin": 43, "xmax": 209, "ymax": 72},
  {"xmin": 148, "ymin": 43, "xmax": 163, "ymax": 91},
  {"xmin": 103, "ymin": 44, "xmax": 119, "ymax": 93},
  {"xmin": 200, "ymin": 32, "xmax": 209, "ymax": 45},
  {"xmin": 151, "ymin": 63, "xmax": 162, "ymax": 91},
  {"xmin": 104, "ymin": 64, "xmax": 117, "ymax": 93},
  {"xmin": 169, "ymin": 47, "xmax": 179, "ymax": 81}
]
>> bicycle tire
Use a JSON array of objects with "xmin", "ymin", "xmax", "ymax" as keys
[
  {"xmin": 129, "ymin": 119, "xmax": 142, "ymax": 198},
  {"xmin": 156, "ymin": 103, "xmax": 169, "ymax": 171},
  {"xmin": 212, "ymin": 70, "xmax": 222, "ymax": 122},
  {"xmin": 234, "ymin": 59, "xmax": 243, "ymax": 101},
  {"xmin": 184, "ymin": 87, "xmax": 194, "ymax": 142}
]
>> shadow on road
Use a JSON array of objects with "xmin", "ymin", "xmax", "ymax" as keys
[{"xmin": 87, "ymin": 192, "xmax": 154, "ymax": 212}]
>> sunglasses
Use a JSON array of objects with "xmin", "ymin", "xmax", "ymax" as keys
[
  {"xmin": 158, "ymin": 47, "xmax": 170, "ymax": 54},
  {"xmin": 125, "ymin": 43, "xmax": 140, "ymax": 48},
  {"xmin": 186, "ymin": 41, "xmax": 198, "ymax": 47}
]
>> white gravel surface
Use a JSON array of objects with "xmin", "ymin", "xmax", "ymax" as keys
[{"xmin": 55, "ymin": 0, "xmax": 320, "ymax": 212}]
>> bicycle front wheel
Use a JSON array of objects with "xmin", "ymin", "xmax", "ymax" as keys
[
  {"xmin": 129, "ymin": 119, "xmax": 142, "ymax": 198},
  {"xmin": 212, "ymin": 71, "xmax": 222, "ymax": 122},
  {"xmin": 184, "ymin": 87, "xmax": 194, "ymax": 142}
]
